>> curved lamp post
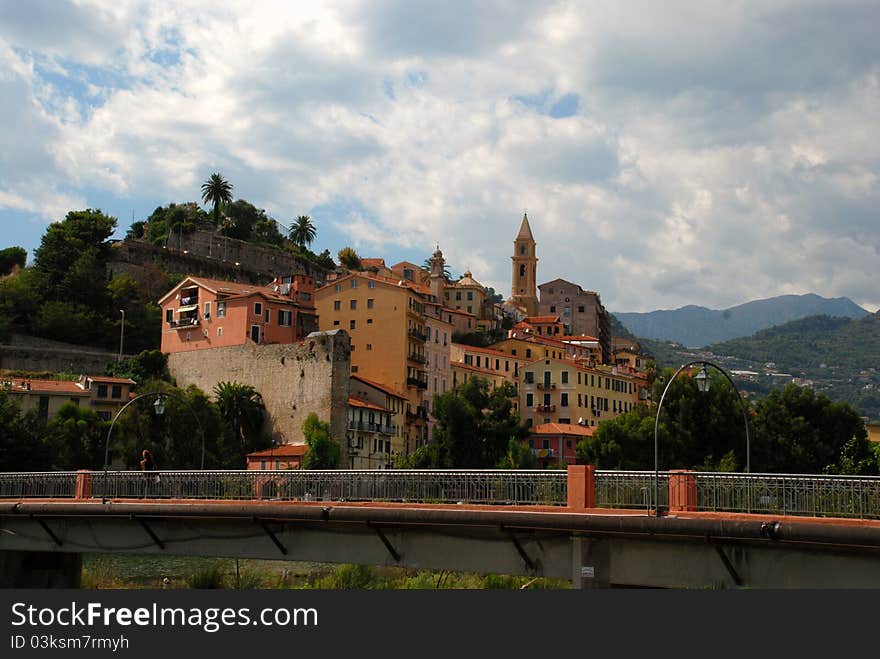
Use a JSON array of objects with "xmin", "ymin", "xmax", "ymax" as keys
[
  {"xmin": 653, "ymin": 360, "xmax": 751, "ymax": 516},
  {"xmin": 103, "ymin": 391, "xmax": 207, "ymax": 471}
]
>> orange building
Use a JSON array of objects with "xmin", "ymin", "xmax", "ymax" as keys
[
  {"xmin": 315, "ymin": 272, "xmax": 430, "ymax": 454},
  {"xmin": 246, "ymin": 444, "xmax": 308, "ymax": 470},
  {"xmin": 158, "ymin": 275, "xmax": 317, "ymax": 354},
  {"xmin": 527, "ymin": 422, "xmax": 595, "ymax": 467}
]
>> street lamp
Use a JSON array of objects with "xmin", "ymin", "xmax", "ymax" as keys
[
  {"xmin": 103, "ymin": 391, "xmax": 206, "ymax": 471},
  {"xmin": 117, "ymin": 309, "xmax": 125, "ymax": 363},
  {"xmin": 653, "ymin": 359, "xmax": 751, "ymax": 516}
]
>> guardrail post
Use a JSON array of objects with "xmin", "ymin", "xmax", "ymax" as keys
[
  {"xmin": 75, "ymin": 470, "xmax": 92, "ymax": 499},
  {"xmin": 669, "ymin": 470, "xmax": 696, "ymax": 512},
  {"xmin": 567, "ymin": 465, "xmax": 595, "ymax": 510}
]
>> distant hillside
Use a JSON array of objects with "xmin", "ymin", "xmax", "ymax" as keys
[
  {"xmin": 707, "ymin": 312, "xmax": 880, "ymax": 420},
  {"xmin": 613, "ymin": 294, "xmax": 868, "ymax": 347}
]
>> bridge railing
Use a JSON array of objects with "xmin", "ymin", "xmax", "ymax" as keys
[
  {"xmin": 595, "ymin": 470, "xmax": 668, "ymax": 511},
  {"xmin": 83, "ymin": 469, "xmax": 569, "ymax": 506},
  {"xmin": 691, "ymin": 472, "xmax": 880, "ymax": 519},
  {"xmin": 0, "ymin": 472, "xmax": 79, "ymax": 499}
]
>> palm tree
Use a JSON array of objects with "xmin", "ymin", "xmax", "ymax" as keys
[
  {"xmin": 201, "ymin": 173, "xmax": 234, "ymax": 226},
  {"xmin": 213, "ymin": 381, "xmax": 265, "ymax": 448},
  {"xmin": 288, "ymin": 215, "xmax": 316, "ymax": 249}
]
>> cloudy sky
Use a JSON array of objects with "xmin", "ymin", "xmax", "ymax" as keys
[{"xmin": 1, "ymin": 0, "xmax": 878, "ymax": 313}]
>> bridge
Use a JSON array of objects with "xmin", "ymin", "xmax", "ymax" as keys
[{"xmin": 2, "ymin": 467, "xmax": 880, "ymax": 588}]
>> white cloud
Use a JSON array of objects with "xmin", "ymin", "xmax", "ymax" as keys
[{"xmin": 0, "ymin": 0, "xmax": 878, "ymax": 313}]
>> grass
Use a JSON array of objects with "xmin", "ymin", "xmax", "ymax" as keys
[{"xmin": 80, "ymin": 555, "xmax": 571, "ymax": 590}]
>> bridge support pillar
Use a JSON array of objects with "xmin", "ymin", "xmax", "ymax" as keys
[{"xmin": 0, "ymin": 550, "xmax": 82, "ymax": 588}]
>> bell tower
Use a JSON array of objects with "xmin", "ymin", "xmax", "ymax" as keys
[{"xmin": 510, "ymin": 212, "xmax": 539, "ymax": 317}]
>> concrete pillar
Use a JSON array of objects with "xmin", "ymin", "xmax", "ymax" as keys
[
  {"xmin": 0, "ymin": 551, "xmax": 82, "ymax": 588},
  {"xmin": 567, "ymin": 465, "xmax": 595, "ymax": 510},
  {"xmin": 669, "ymin": 470, "xmax": 697, "ymax": 512}
]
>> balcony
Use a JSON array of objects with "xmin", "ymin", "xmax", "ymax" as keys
[
  {"xmin": 536, "ymin": 404, "xmax": 556, "ymax": 413},
  {"xmin": 171, "ymin": 317, "xmax": 200, "ymax": 329},
  {"xmin": 407, "ymin": 352, "xmax": 426, "ymax": 365},
  {"xmin": 408, "ymin": 328, "xmax": 427, "ymax": 341},
  {"xmin": 348, "ymin": 421, "xmax": 396, "ymax": 435},
  {"xmin": 406, "ymin": 407, "xmax": 428, "ymax": 420},
  {"xmin": 407, "ymin": 377, "xmax": 428, "ymax": 389},
  {"xmin": 536, "ymin": 382, "xmax": 556, "ymax": 390},
  {"xmin": 530, "ymin": 448, "xmax": 556, "ymax": 459}
]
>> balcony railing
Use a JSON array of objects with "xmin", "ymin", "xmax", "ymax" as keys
[
  {"xmin": 536, "ymin": 404, "xmax": 556, "ymax": 413},
  {"xmin": 407, "ymin": 352, "xmax": 426, "ymax": 364},
  {"xmin": 170, "ymin": 317, "xmax": 199, "ymax": 329},
  {"xmin": 348, "ymin": 421, "xmax": 396, "ymax": 435},
  {"xmin": 408, "ymin": 329, "xmax": 427, "ymax": 341},
  {"xmin": 536, "ymin": 382, "xmax": 556, "ymax": 390}
]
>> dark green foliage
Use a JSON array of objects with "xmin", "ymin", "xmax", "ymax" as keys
[
  {"xmin": 302, "ymin": 413, "xmax": 341, "ymax": 469},
  {"xmin": 0, "ymin": 391, "xmax": 52, "ymax": 470},
  {"xmin": 412, "ymin": 378, "xmax": 527, "ymax": 468},
  {"xmin": 0, "ymin": 246, "xmax": 26, "ymax": 275},
  {"xmin": 219, "ymin": 199, "xmax": 283, "ymax": 245},
  {"xmin": 46, "ymin": 403, "xmax": 108, "ymax": 470},
  {"xmin": 213, "ymin": 381, "xmax": 268, "ymax": 459},
  {"xmin": 497, "ymin": 437, "xmax": 537, "ymax": 468},
  {"xmin": 143, "ymin": 202, "xmax": 209, "ymax": 247},
  {"xmin": 105, "ymin": 350, "xmax": 170, "ymax": 383}
]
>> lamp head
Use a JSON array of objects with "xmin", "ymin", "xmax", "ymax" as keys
[
  {"xmin": 153, "ymin": 396, "xmax": 166, "ymax": 416},
  {"xmin": 695, "ymin": 365, "xmax": 710, "ymax": 393}
]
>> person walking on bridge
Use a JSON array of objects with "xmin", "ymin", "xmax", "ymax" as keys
[{"xmin": 140, "ymin": 449, "xmax": 159, "ymax": 498}]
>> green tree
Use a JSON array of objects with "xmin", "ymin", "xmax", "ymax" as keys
[
  {"xmin": 302, "ymin": 413, "xmax": 341, "ymax": 469},
  {"xmin": 214, "ymin": 381, "xmax": 266, "ymax": 452},
  {"xmin": 0, "ymin": 246, "xmax": 26, "ymax": 275},
  {"xmin": 337, "ymin": 246, "xmax": 361, "ymax": 270},
  {"xmin": 201, "ymin": 173, "xmax": 233, "ymax": 226},
  {"xmin": 289, "ymin": 215, "xmax": 317, "ymax": 249},
  {"xmin": 46, "ymin": 403, "xmax": 108, "ymax": 470},
  {"xmin": 105, "ymin": 349, "xmax": 170, "ymax": 383},
  {"xmin": 429, "ymin": 378, "xmax": 527, "ymax": 468},
  {"xmin": 497, "ymin": 437, "xmax": 537, "ymax": 469},
  {"xmin": 0, "ymin": 391, "xmax": 51, "ymax": 471}
]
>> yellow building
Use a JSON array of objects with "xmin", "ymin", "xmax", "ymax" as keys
[
  {"xmin": 350, "ymin": 374, "xmax": 407, "ymax": 459},
  {"xmin": 315, "ymin": 272, "xmax": 429, "ymax": 454},
  {"xmin": 424, "ymin": 300, "xmax": 454, "ymax": 443},
  {"xmin": 519, "ymin": 358, "xmax": 642, "ymax": 429},
  {"xmin": 347, "ymin": 396, "xmax": 397, "ymax": 469},
  {"xmin": 450, "ymin": 343, "xmax": 526, "ymax": 385}
]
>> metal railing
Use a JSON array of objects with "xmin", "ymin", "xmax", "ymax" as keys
[
  {"xmin": 2, "ymin": 470, "xmax": 880, "ymax": 519},
  {"xmin": 596, "ymin": 470, "xmax": 668, "ymax": 511}
]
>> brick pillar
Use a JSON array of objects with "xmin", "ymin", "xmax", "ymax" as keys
[
  {"xmin": 75, "ymin": 470, "xmax": 92, "ymax": 499},
  {"xmin": 567, "ymin": 465, "xmax": 595, "ymax": 510},
  {"xmin": 668, "ymin": 470, "xmax": 697, "ymax": 512}
]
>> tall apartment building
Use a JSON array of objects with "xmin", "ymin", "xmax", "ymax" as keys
[
  {"xmin": 315, "ymin": 272, "xmax": 430, "ymax": 455},
  {"xmin": 538, "ymin": 278, "xmax": 611, "ymax": 363},
  {"xmin": 423, "ymin": 299, "xmax": 453, "ymax": 443}
]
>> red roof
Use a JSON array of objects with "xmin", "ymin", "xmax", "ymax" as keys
[
  {"xmin": 348, "ymin": 396, "xmax": 392, "ymax": 413},
  {"xmin": 5, "ymin": 379, "xmax": 89, "ymax": 395},
  {"xmin": 563, "ymin": 335, "xmax": 599, "ymax": 342},
  {"xmin": 361, "ymin": 258, "xmax": 387, "ymax": 269},
  {"xmin": 350, "ymin": 375, "xmax": 407, "ymax": 400},
  {"xmin": 524, "ymin": 315, "xmax": 561, "ymax": 324},
  {"xmin": 88, "ymin": 376, "xmax": 136, "ymax": 384},
  {"xmin": 452, "ymin": 343, "xmax": 524, "ymax": 359},
  {"xmin": 160, "ymin": 276, "xmax": 304, "ymax": 306},
  {"xmin": 246, "ymin": 444, "xmax": 308, "ymax": 458},
  {"xmin": 530, "ymin": 423, "xmax": 595, "ymax": 437}
]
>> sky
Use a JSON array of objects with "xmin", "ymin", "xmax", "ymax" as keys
[{"xmin": 1, "ymin": 0, "xmax": 878, "ymax": 313}]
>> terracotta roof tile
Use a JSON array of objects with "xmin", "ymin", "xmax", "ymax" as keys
[{"xmin": 531, "ymin": 423, "xmax": 595, "ymax": 437}]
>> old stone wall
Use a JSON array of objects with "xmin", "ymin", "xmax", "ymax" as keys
[
  {"xmin": 0, "ymin": 335, "xmax": 127, "ymax": 375},
  {"xmin": 109, "ymin": 233, "xmax": 327, "ymax": 291},
  {"xmin": 168, "ymin": 330, "xmax": 350, "ymax": 446}
]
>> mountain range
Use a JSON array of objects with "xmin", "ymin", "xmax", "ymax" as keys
[{"xmin": 612, "ymin": 294, "xmax": 869, "ymax": 347}]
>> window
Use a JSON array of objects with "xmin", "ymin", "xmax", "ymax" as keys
[
  {"xmin": 350, "ymin": 319, "xmax": 356, "ymax": 330},
  {"xmin": 550, "ymin": 305, "xmax": 556, "ymax": 312},
  {"xmin": 264, "ymin": 309, "xmax": 270, "ymax": 323},
  {"xmin": 335, "ymin": 284, "xmax": 342, "ymax": 292},
  {"xmin": 367, "ymin": 298, "xmax": 374, "ymax": 309},
  {"xmin": 561, "ymin": 371, "xmax": 569, "ymax": 384},
  {"xmin": 333, "ymin": 320, "xmax": 340, "ymax": 326},
  {"xmin": 543, "ymin": 393, "xmax": 551, "ymax": 406},
  {"xmin": 278, "ymin": 310, "xmax": 292, "ymax": 326},
  {"xmin": 217, "ymin": 327, "xmax": 223, "ymax": 337},
  {"xmin": 165, "ymin": 309, "xmax": 173, "ymax": 323},
  {"xmin": 578, "ymin": 393, "xmax": 582, "ymax": 407},
  {"xmin": 38, "ymin": 396, "xmax": 50, "ymax": 419},
  {"xmin": 519, "ymin": 264, "xmax": 525, "ymax": 277},
  {"xmin": 351, "ymin": 365, "xmax": 358, "ymax": 373},
  {"xmin": 467, "ymin": 292, "xmax": 473, "ymax": 300},
  {"xmin": 254, "ymin": 302, "xmax": 263, "ymax": 316},
  {"xmin": 334, "ymin": 300, "xmax": 341, "ymax": 310},
  {"xmin": 467, "ymin": 306, "xmax": 472, "ymax": 313},
  {"xmin": 526, "ymin": 393, "xmax": 533, "ymax": 407},
  {"xmin": 524, "ymin": 371, "xmax": 534, "ymax": 384},
  {"xmin": 351, "ymin": 279, "xmax": 358, "ymax": 288},
  {"xmin": 366, "ymin": 344, "xmax": 372, "ymax": 351},
  {"xmin": 217, "ymin": 301, "xmax": 226, "ymax": 318},
  {"xmin": 578, "ymin": 305, "xmax": 585, "ymax": 313},
  {"xmin": 367, "ymin": 318, "xmax": 373, "ymax": 324},
  {"xmin": 561, "ymin": 393, "xmax": 569, "ymax": 407},
  {"xmin": 455, "ymin": 292, "xmax": 461, "ymax": 301},
  {"xmin": 111, "ymin": 385, "xmax": 122, "ymax": 399},
  {"xmin": 97, "ymin": 384, "xmax": 108, "ymax": 398},
  {"xmin": 204, "ymin": 301, "xmax": 211, "ymax": 317},
  {"xmin": 543, "ymin": 439, "xmax": 550, "ymax": 449},
  {"xmin": 368, "ymin": 281, "xmax": 376, "ymax": 289},
  {"xmin": 520, "ymin": 246, "xmax": 526, "ymax": 255},
  {"xmin": 350, "ymin": 299, "xmax": 357, "ymax": 310},
  {"xmin": 525, "ymin": 349, "xmax": 532, "ymax": 358}
]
